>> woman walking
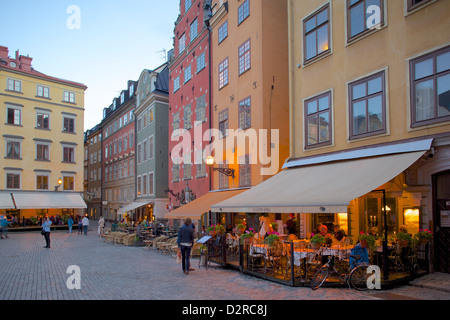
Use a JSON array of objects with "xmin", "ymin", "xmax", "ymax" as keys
[
  {"xmin": 177, "ymin": 218, "xmax": 194, "ymax": 275},
  {"xmin": 42, "ymin": 216, "xmax": 52, "ymax": 248}
]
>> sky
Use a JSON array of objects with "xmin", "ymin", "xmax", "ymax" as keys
[{"xmin": 0, "ymin": 0, "xmax": 179, "ymax": 131}]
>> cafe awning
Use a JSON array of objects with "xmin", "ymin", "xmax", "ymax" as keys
[
  {"xmin": 211, "ymin": 139, "xmax": 432, "ymax": 214},
  {"xmin": 118, "ymin": 201, "xmax": 153, "ymax": 214},
  {"xmin": 0, "ymin": 192, "xmax": 15, "ymax": 209},
  {"xmin": 12, "ymin": 192, "xmax": 87, "ymax": 209},
  {"xmin": 165, "ymin": 189, "xmax": 248, "ymax": 220}
]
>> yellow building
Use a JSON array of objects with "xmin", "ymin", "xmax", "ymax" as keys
[
  {"xmin": 213, "ymin": 0, "xmax": 450, "ymax": 276},
  {"xmin": 0, "ymin": 46, "xmax": 87, "ymax": 223}
]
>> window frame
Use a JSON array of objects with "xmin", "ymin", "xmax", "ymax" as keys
[
  {"xmin": 303, "ymin": 3, "xmax": 331, "ymax": 65},
  {"xmin": 346, "ymin": 0, "xmax": 385, "ymax": 44},
  {"xmin": 238, "ymin": 39, "xmax": 251, "ymax": 76},
  {"xmin": 5, "ymin": 139, "xmax": 22, "ymax": 159},
  {"xmin": 304, "ymin": 91, "xmax": 333, "ymax": 149},
  {"xmin": 406, "ymin": 0, "xmax": 434, "ymax": 12},
  {"xmin": 36, "ymin": 85, "xmax": 50, "ymax": 98},
  {"xmin": 219, "ymin": 58, "xmax": 229, "ymax": 89},
  {"xmin": 6, "ymin": 104, "xmax": 22, "ymax": 126},
  {"xmin": 238, "ymin": 0, "xmax": 250, "ymax": 25},
  {"xmin": 218, "ymin": 20, "xmax": 228, "ymax": 44},
  {"xmin": 63, "ymin": 116, "xmax": 75, "ymax": 133},
  {"xmin": 409, "ymin": 45, "xmax": 450, "ymax": 128},
  {"xmin": 62, "ymin": 145, "xmax": 76, "ymax": 163},
  {"xmin": 6, "ymin": 172, "xmax": 21, "ymax": 190},
  {"xmin": 218, "ymin": 108, "xmax": 229, "ymax": 138},
  {"xmin": 63, "ymin": 91, "xmax": 76, "ymax": 103},
  {"xmin": 348, "ymin": 70, "xmax": 387, "ymax": 140},
  {"xmin": 238, "ymin": 96, "xmax": 251, "ymax": 130},
  {"xmin": 239, "ymin": 155, "xmax": 251, "ymax": 187},
  {"xmin": 7, "ymin": 78, "xmax": 21, "ymax": 92}
]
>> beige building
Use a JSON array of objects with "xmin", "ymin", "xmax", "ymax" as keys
[
  {"xmin": 213, "ymin": 0, "xmax": 450, "ymax": 275},
  {"xmin": 0, "ymin": 45, "xmax": 87, "ymax": 222}
]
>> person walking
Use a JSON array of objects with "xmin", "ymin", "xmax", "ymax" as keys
[
  {"xmin": 0, "ymin": 215, "xmax": 9, "ymax": 239},
  {"xmin": 82, "ymin": 215, "xmax": 89, "ymax": 235},
  {"xmin": 42, "ymin": 216, "xmax": 52, "ymax": 248},
  {"xmin": 177, "ymin": 218, "xmax": 195, "ymax": 275},
  {"xmin": 98, "ymin": 216, "xmax": 105, "ymax": 237},
  {"xmin": 77, "ymin": 216, "xmax": 83, "ymax": 234},
  {"xmin": 68, "ymin": 216, "xmax": 74, "ymax": 234}
]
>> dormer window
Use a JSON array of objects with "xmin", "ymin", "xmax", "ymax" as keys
[{"xmin": 121, "ymin": 92, "xmax": 125, "ymax": 104}]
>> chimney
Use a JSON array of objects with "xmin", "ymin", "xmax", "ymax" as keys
[
  {"xmin": 0, "ymin": 46, "xmax": 9, "ymax": 60},
  {"xmin": 19, "ymin": 54, "xmax": 33, "ymax": 71}
]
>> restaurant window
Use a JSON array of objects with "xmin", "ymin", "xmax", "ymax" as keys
[
  {"xmin": 410, "ymin": 45, "xmax": 450, "ymax": 127},
  {"xmin": 361, "ymin": 197, "xmax": 398, "ymax": 236},
  {"xmin": 219, "ymin": 58, "xmax": 229, "ymax": 89},
  {"xmin": 348, "ymin": 71, "xmax": 386, "ymax": 139},
  {"xmin": 305, "ymin": 91, "xmax": 332, "ymax": 148},
  {"xmin": 303, "ymin": 4, "xmax": 330, "ymax": 64},
  {"xmin": 347, "ymin": 0, "xmax": 384, "ymax": 43}
]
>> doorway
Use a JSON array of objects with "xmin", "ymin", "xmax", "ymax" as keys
[{"xmin": 433, "ymin": 170, "xmax": 450, "ymax": 273}]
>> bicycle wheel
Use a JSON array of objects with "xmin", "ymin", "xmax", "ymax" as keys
[
  {"xmin": 349, "ymin": 265, "xmax": 370, "ymax": 291},
  {"xmin": 310, "ymin": 265, "xmax": 329, "ymax": 290}
]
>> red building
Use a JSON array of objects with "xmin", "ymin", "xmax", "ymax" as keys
[{"xmin": 167, "ymin": 0, "xmax": 213, "ymax": 220}]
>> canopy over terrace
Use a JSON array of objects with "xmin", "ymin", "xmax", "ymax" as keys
[
  {"xmin": 0, "ymin": 192, "xmax": 15, "ymax": 209},
  {"xmin": 211, "ymin": 139, "xmax": 433, "ymax": 214},
  {"xmin": 12, "ymin": 191, "xmax": 87, "ymax": 209},
  {"xmin": 118, "ymin": 201, "xmax": 153, "ymax": 215},
  {"xmin": 165, "ymin": 189, "xmax": 248, "ymax": 221}
]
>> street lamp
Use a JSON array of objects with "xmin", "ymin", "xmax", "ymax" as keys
[
  {"xmin": 54, "ymin": 178, "xmax": 63, "ymax": 191},
  {"xmin": 205, "ymin": 156, "xmax": 235, "ymax": 179}
]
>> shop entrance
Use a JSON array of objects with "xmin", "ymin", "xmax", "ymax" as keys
[{"xmin": 433, "ymin": 170, "xmax": 450, "ymax": 273}]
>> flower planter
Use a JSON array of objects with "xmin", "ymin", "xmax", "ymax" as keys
[
  {"xmin": 419, "ymin": 238, "xmax": 429, "ymax": 245},
  {"xmin": 310, "ymin": 243, "xmax": 322, "ymax": 250},
  {"xmin": 398, "ymin": 239, "xmax": 409, "ymax": 248},
  {"xmin": 209, "ymin": 231, "xmax": 216, "ymax": 237}
]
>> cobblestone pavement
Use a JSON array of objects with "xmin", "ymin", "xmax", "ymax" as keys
[{"xmin": 0, "ymin": 225, "xmax": 449, "ymax": 301}]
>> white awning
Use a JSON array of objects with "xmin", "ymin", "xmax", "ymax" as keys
[
  {"xmin": 0, "ymin": 192, "xmax": 15, "ymax": 209},
  {"xmin": 212, "ymin": 140, "xmax": 432, "ymax": 214},
  {"xmin": 12, "ymin": 192, "xmax": 87, "ymax": 209},
  {"xmin": 118, "ymin": 201, "xmax": 153, "ymax": 214}
]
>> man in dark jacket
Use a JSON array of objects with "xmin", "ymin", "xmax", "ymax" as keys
[{"xmin": 177, "ymin": 218, "xmax": 195, "ymax": 274}]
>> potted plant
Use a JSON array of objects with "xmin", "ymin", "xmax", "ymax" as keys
[
  {"xmin": 236, "ymin": 223, "xmax": 246, "ymax": 234},
  {"xmin": 414, "ymin": 229, "xmax": 433, "ymax": 245},
  {"xmin": 264, "ymin": 232, "xmax": 280, "ymax": 247},
  {"xmin": 240, "ymin": 228, "xmax": 254, "ymax": 245},
  {"xmin": 310, "ymin": 233, "xmax": 325, "ymax": 250},
  {"xmin": 215, "ymin": 224, "xmax": 226, "ymax": 236},
  {"xmin": 358, "ymin": 231, "xmax": 375, "ymax": 249},
  {"xmin": 271, "ymin": 222, "xmax": 278, "ymax": 232},
  {"xmin": 397, "ymin": 227, "xmax": 412, "ymax": 247},
  {"xmin": 206, "ymin": 225, "xmax": 216, "ymax": 236}
]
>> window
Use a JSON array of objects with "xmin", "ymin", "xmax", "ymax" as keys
[
  {"xmin": 183, "ymin": 164, "xmax": 191, "ymax": 180},
  {"xmin": 218, "ymin": 20, "xmax": 228, "ymax": 44},
  {"xmin": 36, "ymin": 144, "xmax": 50, "ymax": 161},
  {"xmin": 184, "ymin": 65, "xmax": 192, "ymax": 83},
  {"xmin": 6, "ymin": 106, "xmax": 21, "ymax": 125},
  {"xmin": 36, "ymin": 112, "xmax": 50, "ymax": 129},
  {"xmin": 184, "ymin": 104, "xmax": 192, "ymax": 129},
  {"xmin": 6, "ymin": 173, "xmax": 20, "ymax": 189},
  {"xmin": 149, "ymin": 108, "xmax": 154, "ymax": 123},
  {"xmin": 197, "ymin": 52, "xmax": 206, "ymax": 73},
  {"xmin": 149, "ymin": 136, "xmax": 154, "ymax": 159},
  {"xmin": 305, "ymin": 91, "xmax": 332, "ymax": 148},
  {"xmin": 143, "ymin": 140, "xmax": 147, "ymax": 162},
  {"xmin": 410, "ymin": 46, "xmax": 450, "ymax": 127},
  {"xmin": 196, "ymin": 149, "xmax": 206, "ymax": 178},
  {"xmin": 6, "ymin": 140, "xmax": 21, "ymax": 159},
  {"xmin": 63, "ymin": 117, "xmax": 75, "ymax": 133},
  {"xmin": 347, "ymin": 0, "xmax": 384, "ymax": 42},
  {"xmin": 196, "ymin": 95, "xmax": 207, "ymax": 123},
  {"xmin": 219, "ymin": 109, "xmax": 229, "ymax": 137},
  {"xmin": 149, "ymin": 173, "xmax": 154, "ymax": 195},
  {"xmin": 7, "ymin": 79, "xmax": 21, "ymax": 92},
  {"xmin": 63, "ymin": 146, "xmax": 75, "ymax": 163},
  {"xmin": 142, "ymin": 174, "xmax": 147, "ymax": 196},
  {"xmin": 36, "ymin": 175, "xmax": 49, "ymax": 190},
  {"xmin": 185, "ymin": 0, "xmax": 192, "ymax": 12},
  {"xmin": 349, "ymin": 71, "xmax": 386, "ymax": 139},
  {"xmin": 239, "ymin": 155, "xmax": 251, "ymax": 187},
  {"xmin": 219, "ymin": 164, "xmax": 229, "ymax": 189},
  {"xmin": 238, "ymin": 97, "xmax": 251, "ymax": 129},
  {"xmin": 174, "ymin": 76, "xmax": 180, "ymax": 92},
  {"xmin": 173, "ymin": 164, "xmax": 180, "ymax": 182},
  {"xmin": 37, "ymin": 85, "xmax": 50, "ymax": 98},
  {"xmin": 407, "ymin": 0, "xmax": 433, "ymax": 12},
  {"xmin": 63, "ymin": 91, "xmax": 75, "ymax": 103},
  {"xmin": 137, "ymin": 143, "xmax": 142, "ymax": 164},
  {"xmin": 179, "ymin": 34, "xmax": 186, "ymax": 54},
  {"xmin": 219, "ymin": 58, "xmax": 229, "ymax": 89},
  {"xmin": 173, "ymin": 112, "xmax": 180, "ymax": 131},
  {"xmin": 238, "ymin": 39, "xmax": 251, "ymax": 75},
  {"xmin": 304, "ymin": 4, "xmax": 330, "ymax": 63},
  {"xmin": 190, "ymin": 18, "xmax": 198, "ymax": 42},
  {"xmin": 63, "ymin": 176, "xmax": 74, "ymax": 190},
  {"xmin": 238, "ymin": 0, "xmax": 250, "ymax": 25}
]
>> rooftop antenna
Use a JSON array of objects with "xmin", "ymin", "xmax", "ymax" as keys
[{"xmin": 156, "ymin": 49, "xmax": 167, "ymax": 63}]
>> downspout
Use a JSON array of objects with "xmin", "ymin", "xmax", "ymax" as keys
[{"xmin": 287, "ymin": 0, "xmax": 294, "ymax": 163}]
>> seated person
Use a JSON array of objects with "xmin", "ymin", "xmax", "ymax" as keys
[{"xmin": 333, "ymin": 225, "xmax": 345, "ymax": 242}]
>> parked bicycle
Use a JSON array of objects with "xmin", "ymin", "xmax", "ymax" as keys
[{"xmin": 310, "ymin": 254, "xmax": 370, "ymax": 290}]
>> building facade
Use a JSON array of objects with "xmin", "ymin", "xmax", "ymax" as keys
[
  {"xmin": 101, "ymin": 81, "xmax": 137, "ymax": 222},
  {"xmin": 167, "ymin": 0, "xmax": 213, "ymax": 220},
  {"xmin": 0, "ymin": 45, "xmax": 87, "ymax": 222},
  {"xmin": 84, "ymin": 125, "xmax": 103, "ymax": 220},
  {"xmin": 130, "ymin": 64, "xmax": 170, "ymax": 222}
]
